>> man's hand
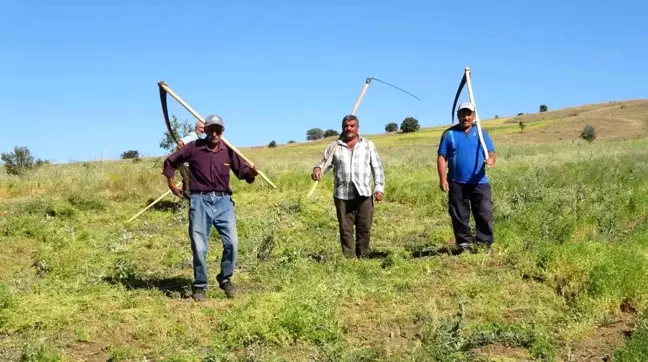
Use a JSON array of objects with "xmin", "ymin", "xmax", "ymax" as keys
[
  {"xmin": 170, "ymin": 184, "xmax": 184, "ymax": 198},
  {"xmin": 311, "ymin": 167, "xmax": 322, "ymax": 181},
  {"xmin": 485, "ymin": 158, "xmax": 495, "ymax": 168},
  {"xmin": 167, "ymin": 178, "xmax": 184, "ymax": 198},
  {"xmin": 374, "ymin": 192, "xmax": 384, "ymax": 201},
  {"xmin": 440, "ymin": 179, "xmax": 449, "ymax": 192}
]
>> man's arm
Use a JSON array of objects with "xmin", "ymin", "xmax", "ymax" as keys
[
  {"xmin": 369, "ymin": 142, "xmax": 385, "ymax": 199},
  {"xmin": 437, "ymin": 132, "xmax": 449, "ymax": 192},
  {"xmin": 229, "ymin": 148, "xmax": 258, "ymax": 184},
  {"xmin": 162, "ymin": 144, "xmax": 192, "ymax": 196},
  {"xmin": 312, "ymin": 142, "xmax": 336, "ymax": 180},
  {"xmin": 484, "ymin": 130, "xmax": 496, "ymax": 167}
]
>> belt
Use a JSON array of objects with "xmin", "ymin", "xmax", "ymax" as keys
[{"xmin": 191, "ymin": 191, "xmax": 228, "ymax": 196}]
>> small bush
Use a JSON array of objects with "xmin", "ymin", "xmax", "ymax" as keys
[
  {"xmin": 517, "ymin": 112, "xmax": 524, "ymax": 116},
  {"xmin": 385, "ymin": 122, "xmax": 398, "ymax": 133},
  {"xmin": 580, "ymin": 125, "xmax": 596, "ymax": 142},
  {"xmin": 120, "ymin": 150, "xmax": 140, "ymax": 159},
  {"xmin": 400, "ymin": 117, "xmax": 420, "ymax": 133},
  {"xmin": 287, "ymin": 140, "xmax": 296, "ymax": 144},
  {"xmin": 268, "ymin": 140, "xmax": 277, "ymax": 148},
  {"xmin": 306, "ymin": 128, "xmax": 324, "ymax": 141},
  {"xmin": 539, "ymin": 104, "xmax": 548, "ymax": 112},
  {"xmin": 323, "ymin": 129, "xmax": 339, "ymax": 138},
  {"xmin": 1, "ymin": 146, "xmax": 48, "ymax": 176}
]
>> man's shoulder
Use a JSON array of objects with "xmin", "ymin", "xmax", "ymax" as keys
[
  {"xmin": 360, "ymin": 137, "xmax": 377, "ymax": 148},
  {"xmin": 193, "ymin": 138, "xmax": 208, "ymax": 148}
]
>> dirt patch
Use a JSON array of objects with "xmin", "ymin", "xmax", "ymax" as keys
[
  {"xmin": 566, "ymin": 312, "xmax": 635, "ymax": 361},
  {"xmin": 64, "ymin": 342, "xmax": 107, "ymax": 362},
  {"xmin": 477, "ymin": 342, "xmax": 532, "ymax": 361}
]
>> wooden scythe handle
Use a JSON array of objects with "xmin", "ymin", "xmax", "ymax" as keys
[
  {"xmin": 307, "ymin": 78, "xmax": 372, "ymax": 198},
  {"xmin": 463, "ymin": 68, "xmax": 490, "ymax": 161},
  {"xmin": 158, "ymin": 81, "xmax": 277, "ymax": 189}
]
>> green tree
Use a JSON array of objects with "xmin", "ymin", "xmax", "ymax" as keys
[
  {"xmin": 385, "ymin": 122, "xmax": 398, "ymax": 132},
  {"xmin": 1, "ymin": 146, "xmax": 47, "ymax": 176},
  {"xmin": 539, "ymin": 104, "xmax": 548, "ymax": 112},
  {"xmin": 306, "ymin": 128, "xmax": 324, "ymax": 141},
  {"xmin": 580, "ymin": 125, "xmax": 596, "ymax": 142},
  {"xmin": 120, "ymin": 150, "xmax": 140, "ymax": 159},
  {"xmin": 400, "ymin": 117, "xmax": 420, "ymax": 133},
  {"xmin": 159, "ymin": 115, "xmax": 194, "ymax": 152},
  {"xmin": 287, "ymin": 140, "xmax": 296, "ymax": 144},
  {"xmin": 268, "ymin": 140, "xmax": 277, "ymax": 148},
  {"xmin": 517, "ymin": 112, "xmax": 524, "ymax": 116},
  {"xmin": 323, "ymin": 129, "xmax": 339, "ymax": 138}
]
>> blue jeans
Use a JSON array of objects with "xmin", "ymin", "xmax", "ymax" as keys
[{"xmin": 188, "ymin": 193, "xmax": 238, "ymax": 289}]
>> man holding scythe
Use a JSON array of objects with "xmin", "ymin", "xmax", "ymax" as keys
[
  {"xmin": 437, "ymin": 102, "xmax": 496, "ymax": 253},
  {"xmin": 312, "ymin": 114, "xmax": 385, "ymax": 258},
  {"xmin": 163, "ymin": 115, "xmax": 258, "ymax": 300}
]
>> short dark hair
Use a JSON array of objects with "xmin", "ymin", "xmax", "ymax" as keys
[{"xmin": 341, "ymin": 114, "xmax": 359, "ymax": 126}]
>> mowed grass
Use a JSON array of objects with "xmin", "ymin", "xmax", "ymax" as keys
[{"xmin": 2, "ymin": 105, "xmax": 648, "ymax": 361}]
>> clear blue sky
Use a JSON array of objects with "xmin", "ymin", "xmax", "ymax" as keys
[{"xmin": 1, "ymin": 0, "xmax": 646, "ymax": 163}]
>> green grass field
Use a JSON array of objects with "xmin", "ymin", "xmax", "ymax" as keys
[{"xmin": 2, "ymin": 101, "xmax": 648, "ymax": 361}]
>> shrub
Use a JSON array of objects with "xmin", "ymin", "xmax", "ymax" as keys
[
  {"xmin": 269, "ymin": 140, "xmax": 277, "ymax": 148},
  {"xmin": 120, "ymin": 150, "xmax": 140, "ymax": 159},
  {"xmin": 539, "ymin": 104, "xmax": 548, "ymax": 112},
  {"xmin": 306, "ymin": 128, "xmax": 324, "ymax": 141},
  {"xmin": 1, "ymin": 146, "xmax": 48, "ymax": 176},
  {"xmin": 385, "ymin": 122, "xmax": 398, "ymax": 133},
  {"xmin": 580, "ymin": 125, "xmax": 596, "ymax": 142},
  {"xmin": 400, "ymin": 117, "xmax": 420, "ymax": 133},
  {"xmin": 323, "ymin": 129, "xmax": 339, "ymax": 138}
]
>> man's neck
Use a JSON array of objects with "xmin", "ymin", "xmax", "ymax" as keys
[{"xmin": 207, "ymin": 140, "xmax": 220, "ymax": 151}]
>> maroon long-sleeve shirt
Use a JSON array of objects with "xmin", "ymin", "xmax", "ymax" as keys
[{"xmin": 163, "ymin": 138, "xmax": 255, "ymax": 194}]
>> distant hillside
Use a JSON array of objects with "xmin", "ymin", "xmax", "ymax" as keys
[
  {"xmin": 260, "ymin": 99, "xmax": 648, "ymax": 152},
  {"xmin": 492, "ymin": 99, "xmax": 648, "ymax": 144}
]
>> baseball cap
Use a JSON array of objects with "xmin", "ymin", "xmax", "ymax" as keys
[
  {"xmin": 204, "ymin": 114, "xmax": 224, "ymax": 127},
  {"xmin": 458, "ymin": 102, "xmax": 475, "ymax": 112}
]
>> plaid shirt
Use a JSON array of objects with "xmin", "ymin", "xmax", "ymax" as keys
[{"xmin": 315, "ymin": 136, "xmax": 385, "ymax": 200}]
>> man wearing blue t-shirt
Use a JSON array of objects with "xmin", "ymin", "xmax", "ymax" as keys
[{"xmin": 437, "ymin": 102, "xmax": 496, "ymax": 253}]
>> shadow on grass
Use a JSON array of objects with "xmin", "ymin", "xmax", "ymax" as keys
[
  {"xmin": 104, "ymin": 275, "xmax": 193, "ymax": 299},
  {"xmin": 147, "ymin": 199, "xmax": 185, "ymax": 212}
]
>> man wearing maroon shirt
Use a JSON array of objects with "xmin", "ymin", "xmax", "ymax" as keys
[{"xmin": 163, "ymin": 115, "xmax": 258, "ymax": 301}]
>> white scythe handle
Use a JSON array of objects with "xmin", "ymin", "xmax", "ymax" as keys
[
  {"xmin": 159, "ymin": 82, "xmax": 277, "ymax": 189},
  {"xmin": 464, "ymin": 67, "xmax": 490, "ymax": 161},
  {"xmin": 127, "ymin": 181, "xmax": 182, "ymax": 222},
  {"xmin": 306, "ymin": 78, "xmax": 372, "ymax": 198}
]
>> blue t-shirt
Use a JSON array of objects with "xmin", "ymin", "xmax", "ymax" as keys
[{"xmin": 437, "ymin": 125, "xmax": 495, "ymax": 184}]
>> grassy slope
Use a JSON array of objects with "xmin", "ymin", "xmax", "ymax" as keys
[{"xmin": 1, "ymin": 100, "xmax": 648, "ymax": 361}]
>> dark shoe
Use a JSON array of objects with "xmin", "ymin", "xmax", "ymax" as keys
[
  {"xmin": 219, "ymin": 280, "xmax": 237, "ymax": 298},
  {"xmin": 452, "ymin": 242, "xmax": 473, "ymax": 255},
  {"xmin": 191, "ymin": 287, "xmax": 206, "ymax": 302}
]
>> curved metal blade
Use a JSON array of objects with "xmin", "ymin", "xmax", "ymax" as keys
[
  {"xmin": 369, "ymin": 77, "xmax": 421, "ymax": 101},
  {"xmin": 158, "ymin": 81, "xmax": 181, "ymax": 148},
  {"xmin": 451, "ymin": 73, "xmax": 467, "ymax": 125}
]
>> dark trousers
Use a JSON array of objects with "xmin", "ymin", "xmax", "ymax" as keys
[
  {"xmin": 334, "ymin": 195, "xmax": 374, "ymax": 258},
  {"xmin": 448, "ymin": 180, "xmax": 494, "ymax": 246},
  {"xmin": 179, "ymin": 163, "xmax": 191, "ymax": 199}
]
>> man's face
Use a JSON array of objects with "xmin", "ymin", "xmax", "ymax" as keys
[
  {"xmin": 205, "ymin": 125, "xmax": 223, "ymax": 145},
  {"xmin": 458, "ymin": 109, "xmax": 474, "ymax": 129},
  {"xmin": 343, "ymin": 120, "xmax": 359, "ymax": 140},
  {"xmin": 196, "ymin": 123, "xmax": 205, "ymax": 135}
]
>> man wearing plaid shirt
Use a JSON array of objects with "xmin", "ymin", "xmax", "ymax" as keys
[{"xmin": 312, "ymin": 114, "xmax": 385, "ymax": 258}]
